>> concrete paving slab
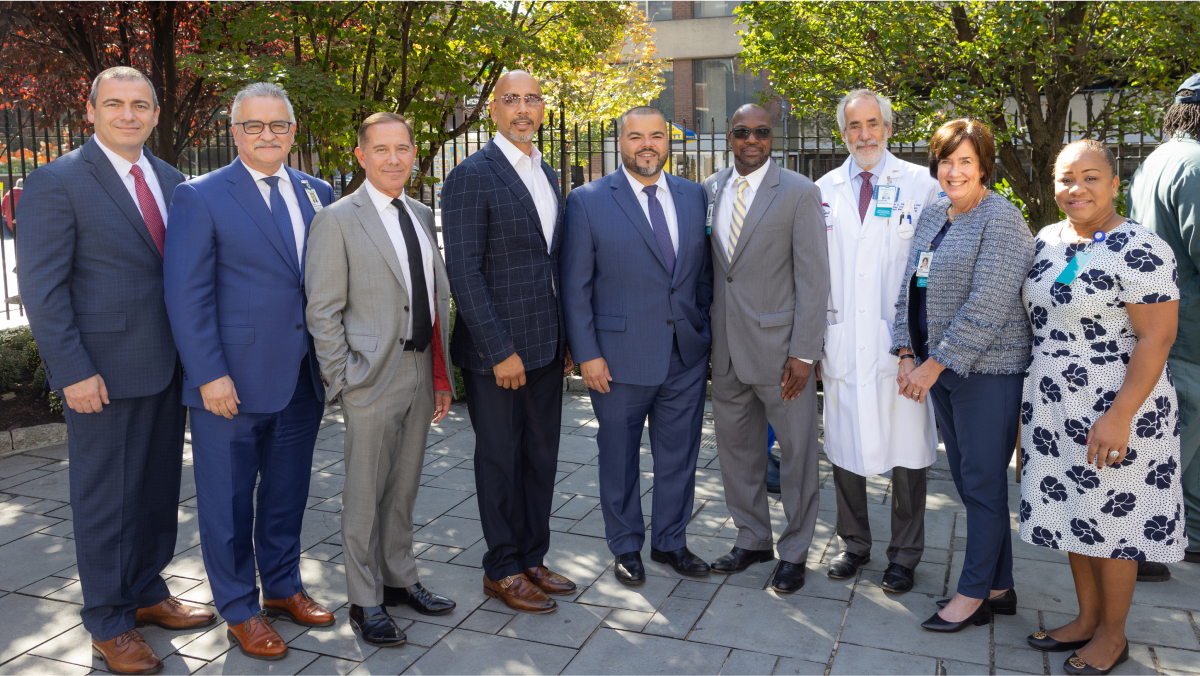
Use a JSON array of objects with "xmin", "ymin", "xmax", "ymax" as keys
[
  {"xmin": 297, "ymin": 655, "xmax": 360, "ymax": 675},
  {"xmin": 498, "ymin": 601, "xmax": 606, "ymax": 649},
  {"xmin": 402, "ymin": 621, "xmax": 451, "ymax": 647},
  {"xmin": 992, "ymin": 607, "xmax": 1041, "ymax": 649},
  {"xmin": 195, "ymin": 646, "xmax": 320, "ymax": 675},
  {"xmin": 718, "ymin": 649, "xmax": 778, "ymax": 675},
  {"xmin": 0, "ymin": 509, "xmax": 59, "ymax": 546},
  {"xmin": 563, "ymin": 628, "xmax": 728, "ymax": 675},
  {"xmin": 543, "ymin": 532, "xmax": 621, "ymax": 588},
  {"xmin": 347, "ymin": 645, "xmax": 426, "ymax": 675},
  {"xmin": 555, "ymin": 465, "xmax": 602, "ymax": 498},
  {"xmin": 644, "ymin": 596, "xmax": 707, "ymax": 639},
  {"xmin": 839, "ymin": 583, "xmax": 990, "ymax": 666},
  {"xmin": 671, "ymin": 579, "xmax": 717, "ymax": 601},
  {"xmin": 311, "ymin": 449, "xmax": 343, "ymax": 473},
  {"xmin": 299, "ymin": 558, "xmax": 349, "ymax": 610},
  {"xmin": 413, "ymin": 515, "xmax": 484, "ymax": 549},
  {"xmin": 0, "ymin": 455, "xmax": 54, "ymax": 479},
  {"xmin": 0, "ymin": 533, "xmax": 76, "ymax": 591},
  {"xmin": 308, "ymin": 471, "xmax": 346, "ymax": 499},
  {"xmin": 460, "ymin": 609, "xmax": 512, "ymax": 634},
  {"xmin": 0, "ymin": 470, "xmax": 65, "ymax": 501},
  {"xmin": 556, "ymin": 435, "xmax": 600, "ymax": 465},
  {"xmin": 425, "ymin": 432, "xmax": 476, "ymax": 461},
  {"xmin": 412, "ymin": 487, "xmax": 472, "ymax": 526},
  {"xmin": 15, "ymin": 575, "xmax": 75, "ymax": 597},
  {"xmin": 994, "ymin": 645, "xmax": 1047, "ymax": 675},
  {"xmin": 602, "ymin": 609, "xmax": 654, "ymax": 632},
  {"xmin": 566, "ymin": 509, "xmax": 611, "ymax": 538},
  {"xmin": 444, "ymin": 495, "xmax": 481, "ymax": 520},
  {"xmin": 1129, "ymin": 561, "xmax": 1200, "ymax": 611},
  {"xmin": 940, "ymin": 658, "xmax": 995, "ymax": 674},
  {"xmin": 0, "ymin": 594, "xmax": 82, "ymax": 664},
  {"xmin": 407, "ymin": 628, "xmax": 577, "ymax": 675},
  {"xmin": 1153, "ymin": 646, "xmax": 1200, "ymax": 674},
  {"xmin": 303, "ymin": 542, "xmax": 344, "ymax": 562},
  {"xmin": 0, "ymin": 653, "xmax": 90, "ymax": 675},
  {"xmin": 576, "ymin": 570, "xmax": 677, "ymax": 613},
  {"xmin": 553, "ymin": 495, "xmax": 600, "ymax": 520},
  {"xmin": 771, "ymin": 656, "xmax": 828, "ymax": 675},
  {"xmin": 828, "ymin": 644, "xmax": 935, "ymax": 675},
  {"xmin": 423, "ymin": 468, "xmax": 477, "ymax": 493},
  {"xmin": 688, "ymin": 585, "xmax": 843, "ymax": 660},
  {"xmin": 312, "ymin": 495, "xmax": 343, "ymax": 513},
  {"xmin": 287, "ymin": 606, "xmax": 380, "ymax": 662},
  {"xmin": 416, "ymin": 545, "xmax": 464, "ymax": 562},
  {"xmin": 300, "ymin": 509, "xmax": 343, "ymax": 552},
  {"xmin": 175, "ymin": 620, "xmax": 234, "ymax": 661}
]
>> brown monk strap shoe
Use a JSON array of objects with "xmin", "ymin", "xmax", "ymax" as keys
[
  {"xmin": 91, "ymin": 629, "xmax": 162, "ymax": 675},
  {"xmin": 226, "ymin": 612, "xmax": 287, "ymax": 661},
  {"xmin": 136, "ymin": 596, "xmax": 217, "ymax": 630},
  {"xmin": 263, "ymin": 590, "xmax": 335, "ymax": 627},
  {"xmin": 483, "ymin": 573, "xmax": 557, "ymax": 614},
  {"xmin": 523, "ymin": 566, "xmax": 577, "ymax": 596}
]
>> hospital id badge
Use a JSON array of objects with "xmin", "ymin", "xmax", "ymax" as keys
[
  {"xmin": 916, "ymin": 250, "xmax": 934, "ymax": 288},
  {"xmin": 875, "ymin": 185, "xmax": 899, "ymax": 218},
  {"xmin": 705, "ymin": 202, "xmax": 714, "ymax": 235},
  {"xmin": 1055, "ymin": 250, "xmax": 1094, "ymax": 284},
  {"xmin": 301, "ymin": 180, "xmax": 323, "ymax": 212}
]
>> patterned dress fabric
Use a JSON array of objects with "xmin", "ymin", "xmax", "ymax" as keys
[{"xmin": 1019, "ymin": 219, "xmax": 1187, "ymax": 562}]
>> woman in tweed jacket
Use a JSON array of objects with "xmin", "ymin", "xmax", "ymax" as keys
[{"xmin": 890, "ymin": 119, "xmax": 1036, "ymax": 632}]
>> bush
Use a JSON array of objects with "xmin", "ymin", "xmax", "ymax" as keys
[{"xmin": 0, "ymin": 325, "xmax": 39, "ymax": 391}]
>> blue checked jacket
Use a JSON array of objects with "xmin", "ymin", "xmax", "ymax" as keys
[{"xmin": 442, "ymin": 140, "xmax": 566, "ymax": 374}]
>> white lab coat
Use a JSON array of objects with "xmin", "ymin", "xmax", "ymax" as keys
[{"xmin": 815, "ymin": 151, "xmax": 940, "ymax": 477}]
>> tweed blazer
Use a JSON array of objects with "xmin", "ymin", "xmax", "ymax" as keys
[{"xmin": 890, "ymin": 191, "xmax": 1035, "ymax": 376}]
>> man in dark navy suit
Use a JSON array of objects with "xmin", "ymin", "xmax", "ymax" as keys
[
  {"xmin": 18, "ymin": 66, "xmax": 215, "ymax": 675},
  {"xmin": 164, "ymin": 82, "xmax": 334, "ymax": 660},
  {"xmin": 442, "ymin": 71, "xmax": 577, "ymax": 614}
]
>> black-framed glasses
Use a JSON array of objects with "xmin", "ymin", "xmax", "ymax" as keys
[
  {"xmin": 235, "ymin": 120, "xmax": 294, "ymax": 135},
  {"xmin": 731, "ymin": 126, "xmax": 772, "ymax": 140},
  {"xmin": 496, "ymin": 93, "xmax": 545, "ymax": 107}
]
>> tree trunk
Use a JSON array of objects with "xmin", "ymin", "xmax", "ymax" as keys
[{"xmin": 148, "ymin": 2, "xmax": 177, "ymax": 166}]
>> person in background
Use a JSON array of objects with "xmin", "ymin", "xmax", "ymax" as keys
[{"xmin": 2, "ymin": 177, "xmax": 21, "ymax": 233}]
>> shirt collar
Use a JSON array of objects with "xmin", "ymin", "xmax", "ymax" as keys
[
  {"xmin": 848, "ymin": 149, "xmax": 891, "ymax": 182},
  {"xmin": 93, "ymin": 136, "xmax": 146, "ymax": 179},
  {"xmin": 244, "ymin": 162, "xmax": 291, "ymax": 185},
  {"xmin": 363, "ymin": 178, "xmax": 405, "ymax": 213},
  {"xmin": 727, "ymin": 160, "xmax": 771, "ymax": 193},
  {"xmin": 622, "ymin": 164, "xmax": 669, "ymax": 198},
  {"xmin": 494, "ymin": 131, "xmax": 542, "ymax": 167}
]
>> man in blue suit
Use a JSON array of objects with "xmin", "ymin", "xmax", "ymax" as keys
[
  {"xmin": 18, "ymin": 67, "xmax": 215, "ymax": 675},
  {"xmin": 164, "ymin": 82, "xmax": 334, "ymax": 660},
  {"xmin": 561, "ymin": 106, "xmax": 714, "ymax": 584}
]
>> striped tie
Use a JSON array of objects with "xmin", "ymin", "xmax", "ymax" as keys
[{"xmin": 727, "ymin": 176, "xmax": 749, "ymax": 262}]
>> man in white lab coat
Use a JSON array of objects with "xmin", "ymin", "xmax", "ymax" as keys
[{"xmin": 815, "ymin": 89, "xmax": 940, "ymax": 593}]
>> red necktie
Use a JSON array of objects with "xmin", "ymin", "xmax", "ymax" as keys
[
  {"xmin": 129, "ymin": 165, "xmax": 166, "ymax": 257},
  {"xmin": 857, "ymin": 170, "xmax": 873, "ymax": 223}
]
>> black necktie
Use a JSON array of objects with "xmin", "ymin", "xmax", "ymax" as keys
[{"xmin": 391, "ymin": 198, "xmax": 432, "ymax": 352}]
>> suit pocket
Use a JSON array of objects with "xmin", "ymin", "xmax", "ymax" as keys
[
  {"xmin": 346, "ymin": 333, "xmax": 379, "ymax": 352},
  {"xmin": 219, "ymin": 326, "xmax": 254, "ymax": 345},
  {"xmin": 74, "ymin": 313, "xmax": 126, "ymax": 333},
  {"xmin": 757, "ymin": 310, "xmax": 795, "ymax": 328},
  {"xmin": 593, "ymin": 314, "xmax": 626, "ymax": 332}
]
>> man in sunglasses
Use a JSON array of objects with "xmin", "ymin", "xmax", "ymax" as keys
[
  {"xmin": 702, "ymin": 104, "xmax": 829, "ymax": 594},
  {"xmin": 165, "ymin": 82, "xmax": 335, "ymax": 659}
]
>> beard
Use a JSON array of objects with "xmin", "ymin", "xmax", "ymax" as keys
[
  {"xmin": 504, "ymin": 116, "xmax": 536, "ymax": 144},
  {"xmin": 737, "ymin": 150, "xmax": 770, "ymax": 172},
  {"xmin": 850, "ymin": 141, "xmax": 885, "ymax": 169},
  {"xmin": 621, "ymin": 147, "xmax": 667, "ymax": 177}
]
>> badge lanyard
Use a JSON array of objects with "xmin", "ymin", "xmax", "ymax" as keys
[
  {"xmin": 1055, "ymin": 230, "xmax": 1106, "ymax": 285},
  {"xmin": 301, "ymin": 180, "xmax": 323, "ymax": 212}
]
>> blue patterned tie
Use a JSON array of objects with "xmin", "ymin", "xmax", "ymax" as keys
[
  {"xmin": 642, "ymin": 184, "xmax": 676, "ymax": 276},
  {"xmin": 263, "ymin": 176, "xmax": 300, "ymax": 273}
]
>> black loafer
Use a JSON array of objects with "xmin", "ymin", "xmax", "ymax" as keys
[
  {"xmin": 921, "ymin": 600, "xmax": 991, "ymax": 632},
  {"xmin": 1136, "ymin": 561, "xmax": 1170, "ymax": 582},
  {"xmin": 1027, "ymin": 630, "xmax": 1091, "ymax": 653},
  {"xmin": 1064, "ymin": 642, "xmax": 1129, "ymax": 675},
  {"xmin": 771, "ymin": 561, "xmax": 806, "ymax": 593},
  {"xmin": 938, "ymin": 588, "xmax": 1017, "ymax": 615},
  {"xmin": 614, "ymin": 552, "xmax": 645, "ymax": 585},
  {"xmin": 650, "ymin": 547, "xmax": 710, "ymax": 577},
  {"xmin": 348, "ymin": 605, "xmax": 406, "ymax": 647},
  {"xmin": 881, "ymin": 563, "xmax": 915, "ymax": 593},
  {"xmin": 710, "ymin": 547, "xmax": 774, "ymax": 574},
  {"xmin": 827, "ymin": 551, "xmax": 870, "ymax": 580},
  {"xmin": 383, "ymin": 583, "xmax": 456, "ymax": 616}
]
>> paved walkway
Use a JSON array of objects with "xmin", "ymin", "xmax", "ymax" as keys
[{"xmin": 0, "ymin": 393, "xmax": 1197, "ymax": 675}]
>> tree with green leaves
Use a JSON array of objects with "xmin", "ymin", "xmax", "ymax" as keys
[{"xmin": 739, "ymin": 1, "xmax": 1200, "ymax": 229}]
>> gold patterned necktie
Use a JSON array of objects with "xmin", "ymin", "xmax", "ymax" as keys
[{"xmin": 728, "ymin": 176, "xmax": 749, "ymax": 262}]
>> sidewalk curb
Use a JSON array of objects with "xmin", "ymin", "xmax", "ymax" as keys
[{"xmin": 0, "ymin": 422, "xmax": 67, "ymax": 459}]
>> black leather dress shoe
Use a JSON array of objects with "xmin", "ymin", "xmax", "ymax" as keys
[
  {"xmin": 1184, "ymin": 551, "xmax": 1200, "ymax": 564},
  {"xmin": 1026, "ymin": 630, "xmax": 1091, "ymax": 652},
  {"xmin": 771, "ymin": 561, "xmax": 806, "ymax": 593},
  {"xmin": 827, "ymin": 551, "xmax": 870, "ymax": 580},
  {"xmin": 383, "ymin": 583, "xmax": 456, "ymax": 616},
  {"xmin": 650, "ymin": 547, "xmax": 710, "ymax": 577},
  {"xmin": 937, "ymin": 588, "xmax": 1017, "ymax": 615},
  {"xmin": 1064, "ymin": 642, "xmax": 1129, "ymax": 675},
  {"xmin": 614, "ymin": 552, "xmax": 645, "ymax": 585},
  {"xmin": 881, "ymin": 563, "xmax": 916, "ymax": 593},
  {"xmin": 710, "ymin": 547, "xmax": 774, "ymax": 574},
  {"xmin": 1136, "ymin": 561, "xmax": 1170, "ymax": 582},
  {"xmin": 348, "ymin": 605, "xmax": 406, "ymax": 647},
  {"xmin": 921, "ymin": 600, "xmax": 991, "ymax": 632}
]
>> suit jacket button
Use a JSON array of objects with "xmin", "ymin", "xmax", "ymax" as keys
[
  {"xmin": 667, "ymin": 320, "xmax": 674, "ymax": 326},
  {"xmin": 671, "ymin": 288, "xmax": 675, "ymax": 294},
  {"xmin": 404, "ymin": 306, "xmax": 410, "ymax": 312},
  {"xmin": 295, "ymin": 324, "xmax": 303, "ymax": 329},
  {"xmin": 726, "ymin": 276, "xmax": 733, "ymax": 283}
]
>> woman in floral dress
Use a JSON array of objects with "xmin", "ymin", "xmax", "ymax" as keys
[{"xmin": 1020, "ymin": 140, "xmax": 1186, "ymax": 675}]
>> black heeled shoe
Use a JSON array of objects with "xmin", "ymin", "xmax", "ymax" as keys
[
  {"xmin": 1027, "ymin": 630, "xmax": 1091, "ymax": 653},
  {"xmin": 920, "ymin": 599, "xmax": 992, "ymax": 632},
  {"xmin": 1064, "ymin": 642, "xmax": 1129, "ymax": 675},
  {"xmin": 937, "ymin": 588, "xmax": 1017, "ymax": 615}
]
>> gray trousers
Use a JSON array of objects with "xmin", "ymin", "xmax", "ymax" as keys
[
  {"xmin": 712, "ymin": 366, "xmax": 821, "ymax": 564},
  {"xmin": 832, "ymin": 464, "xmax": 927, "ymax": 569},
  {"xmin": 341, "ymin": 350, "xmax": 434, "ymax": 607}
]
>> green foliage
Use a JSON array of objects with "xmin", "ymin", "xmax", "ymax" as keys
[
  {"xmin": 992, "ymin": 179, "xmax": 1031, "ymax": 226},
  {"xmin": 0, "ymin": 325, "xmax": 39, "ymax": 392}
]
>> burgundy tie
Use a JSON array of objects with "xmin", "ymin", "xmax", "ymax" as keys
[
  {"xmin": 129, "ymin": 165, "xmax": 166, "ymax": 257},
  {"xmin": 857, "ymin": 170, "xmax": 873, "ymax": 223}
]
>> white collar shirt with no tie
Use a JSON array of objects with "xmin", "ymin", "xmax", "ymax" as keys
[
  {"xmin": 621, "ymin": 165, "xmax": 679, "ymax": 254},
  {"xmin": 493, "ymin": 132, "xmax": 557, "ymax": 252},
  {"xmin": 713, "ymin": 160, "xmax": 771, "ymax": 258},
  {"xmin": 244, "ymin": 163, "xmax": 307, "ymax": 267},
  {"xmin": 94, "ymin": 137, "xmax": 169, "ymax": 228},
  {"xmin": 363, "ymin": 179, "xmax": 436, "ymax": 340}
]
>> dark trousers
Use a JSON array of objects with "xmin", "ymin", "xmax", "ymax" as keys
[
  {"xmin": 190, "ymin": 356, "xmax": 323, "ymax": 624},
  {"xmin": 833, "ymin": 464, "xmax": 928, "ymax": 569},
  {"xmin": 928, "ymin": 369, "xmax": 1021, "ymax": 599},
  {"xmin": 463, "ymin": 358, "xmax": 564, "ymax": 581},
  {"xmin": 65, "ymin": 368, "xmax": 186, "ymax": 641},
  {"xmin": 590, "ymin": 339, "xmax": 708, "ymax": 556}
]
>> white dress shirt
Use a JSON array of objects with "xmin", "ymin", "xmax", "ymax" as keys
[
  {"xmin": 245, "ymin": 163, "xmax": 307, "ymax": 266},
  {"xmin": 363, "ymin": 180, "xmax": 436, "ymax": 340},
  {"xmin": 493, "ymin": 132, "xmax": 557, "ymax": 251},
  {"xmin": 94, "ymin": 137, "xmax": 169, "ymax": 227},
  {"xmin": 848, "ymin": 152, "xmax": 889, "ymax": 226},
  {"xmin": 621, "ymin": 165, "xmax": 678, "ymax": 254},
  {"xmin": 714, "ymin": 160, "xmax": 771, "ymax": 258}
]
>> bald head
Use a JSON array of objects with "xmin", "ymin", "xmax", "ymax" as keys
[
  {"xmin": 490, "ymin": 70, "xmax": 545, "ymax": 150},
  {"xmin": 729, "ymin": 104, "xmax": 772, "ymax": 175},
  {"xmin": 731, "ymin": 104, "xmax": 770, "ymax": 128}
]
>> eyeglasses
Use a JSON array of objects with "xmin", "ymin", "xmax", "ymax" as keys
[
  {"xmin": 235, "ymin": 120, "xmax": 294, "ymax": 135},
  {"xmin": 496, "ymin": 94, "xmax": 545, "ymax": 107},
  {"xmin": 731, "ymin": 126, "xmax": 772, "ymax": 140}
]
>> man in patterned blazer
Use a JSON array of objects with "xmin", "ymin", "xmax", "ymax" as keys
[{"xmin": 442, "ymin": 70, "xmax": 577, "ymax": 614}]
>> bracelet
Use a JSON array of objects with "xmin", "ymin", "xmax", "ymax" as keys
[{"xmin": 899, "ymin": 354, "xmax": 915, "ymax": 361}]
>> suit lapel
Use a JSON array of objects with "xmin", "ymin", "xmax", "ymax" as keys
[
  {"xmin": 729, "ymin": 162, "xmax": 781, "ymax": 269},
  {"xmin": 226, "ymin": 158, "xmax": 301, "ymax": 281},
  {"xmin": 483, "ymin": 141, "xmax": 546, "ymax": 248},
  {"xmin": 540, "ymin": 161, "xmax": 564, "ymax": 255},
  {"xmin": 82, "ymin": 138, "xmax": 161, "ymax": 258},
  {"xmin": 709, "ymin": 167, "xmax": 733, "ymax": 272},
  {"xmin": 610, "ymin": 171, "xmax": 669, "ymax": 272},
  {"xmin": 666, "ymin": 173, "xmax": 690, "ymax": 282},
  {"xmin": 353, "ymin": 188, "xmax": 410, "ymax": 302}
]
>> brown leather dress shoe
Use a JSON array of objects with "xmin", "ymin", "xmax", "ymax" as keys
[
  {"xmin": 263, "ymin": 591, "xmax": 335, "ymax": 627},
  {"xmin": 226, "ymin": 613, "xmax": 287, "ymax": 661},
  {"xmin": 92, "ymin": 629, "xmax": 162, "ymax": 675},
  {"xmin": 483, "ymin": 573, "xmax": 557, "ymax": 614},
  {"xmin": 136, "ymin": 596, "xmax": 217, "ymax": 630},
  {"xmin": 523, "ymin": 566, "xmax": 577, "ymax": 596}
]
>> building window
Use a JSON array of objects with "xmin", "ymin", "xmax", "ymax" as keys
[
  {"xmin": 639, "ymin": 1, "xmax": 673, "ymax": 21},
  {"xmin": 649, "ymin": 62, "xmax": 675, "ymax": 122},
  {"xmin": 692, "ymin": 1, "xmax": 742, "ymax": 18},
  {"xmin": 693, "ymin": 58, "xmax": 764, "ymax": 133}
]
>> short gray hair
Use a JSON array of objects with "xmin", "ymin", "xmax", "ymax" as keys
[
  {"xmin": 230, "ymin": 82, "xmax": 296, "ymax": 123},
  {"xmin": 836, "ymin": 89, "xmax": 893, "ymax": 133},
  {"xmin": 89, "ymin": 67, "xmax": 158, "ymax": 110}
]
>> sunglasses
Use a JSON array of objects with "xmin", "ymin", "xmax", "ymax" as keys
[
  {"xmin": 731, "ymin": 126, "xmax": 772, "ymax": 140},
  {"xmin": 496, "ymin": 94, "xmax": 545, "ymax": 107}
]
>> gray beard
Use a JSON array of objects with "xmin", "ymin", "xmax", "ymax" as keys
[
  {"xmin": 504, "ymin": 128, "xmax": 535, "ymax": 144},
  {"xmin": 621, "ymin": 150, "xmax": 666, "ymax": 177},
  {"xmin": 851, "ymin": 143, "xmax": 885, "ymax": 169}
]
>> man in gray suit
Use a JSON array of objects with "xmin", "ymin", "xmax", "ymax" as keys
[
  {"xmin": 702, "ymin": 104, "xmax": 830, "ymax": 593},
  {"xmin": 306, "ymin": 112, "xmax": 457, "ymax": 647}
]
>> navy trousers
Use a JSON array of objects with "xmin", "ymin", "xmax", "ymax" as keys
[
  {"xmin": 590, "ymin": 338, "xmax": 708, "ymax": 556},
  {"xmin": 928, "ymin": 369, "xmax": 1022, "ymax": 599},
  {"xmin": 190, "ymin": 356, "xmax": 323, "ymax": 624},
  {"xmin": 66, "ymin": 368, "xmax": 186, "ymax": 641}
]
